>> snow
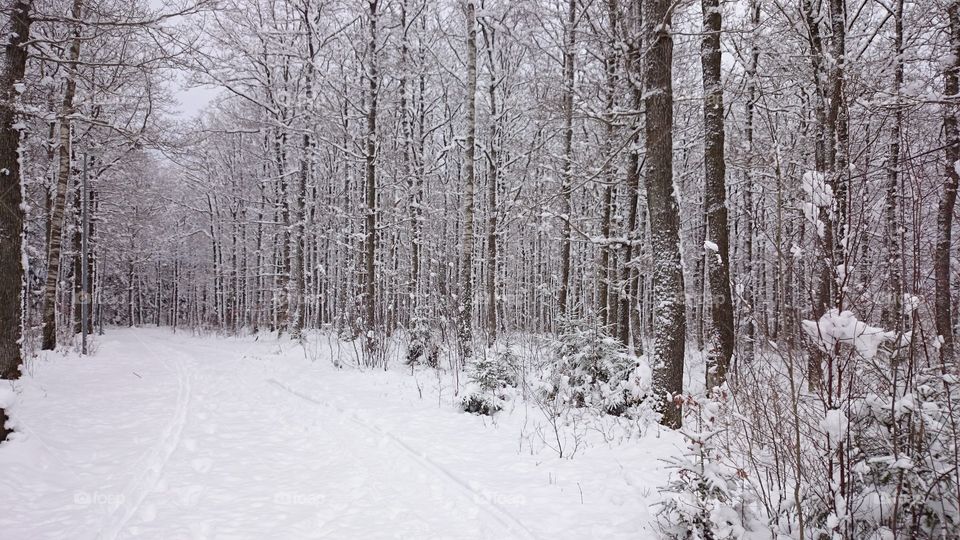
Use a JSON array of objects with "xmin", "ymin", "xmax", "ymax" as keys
[
  {"xmin": 703, "ymin": 240, "xmax": 718, "ymax": 252},
  {"xmin": 801, "ymin": 171, "xmax": 833, "ymax": 208},
  {"xmin": 820, "ymin": 409, "xmax": 849, "ymax": 440},
  {"xmin": 801, "ymin": 309, "xmax": 899, "ymax": 360},
  {"xmin": 0, "ymin": 384, "xmax": 14, "ymax": 409},
  {"xmin": 0, "ymin": 328, "xmax": 680, "ymax": 539}
]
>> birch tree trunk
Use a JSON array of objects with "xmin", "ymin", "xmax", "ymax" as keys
[
  {"xmin": 363, "ymin": 0, "xmax": 380, "ymax": 362},
  {"xmin": 884, "ymin": 0, "xmax": 904, "ymax": 332},
  {"xmin": 826, "ymin": 0, "xmax": 849, "ymax": 310},
  {"xmin": 598, "ymin": 0, "xmax": 620, "ymax": 328},
  {"xmin": 41, "ymin": 0, "xmax": 83, "ymax": 350},
  {"xmin": 458, "ymin": 0, "xmax": 477, "ymax": 360},
  {"xmin": 642, "ymin": 0, "xmax": 685, "ymax": 428},
  {"xmin": 557, "ymin": 0, "xmax": 576, "ymax": 316},
  {"xmin": 291, "ymin": 4, "xmax": 317, "ymax": 340},
  {"xmin": 481, "ymin": 21, "xmax": 500, "ymax": 344}
]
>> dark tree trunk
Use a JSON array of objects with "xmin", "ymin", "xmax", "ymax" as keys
[
  {"xmin": 363, "ymin": 0, "xmax": 380, "ymax": 363},
  {"xmin": 883, "ymin": 0, "xmax": 904, "ymax": 332},
  {"xmin": 642, "ymin": 0, "xmax": 685, "ymax": 428},
  {"xmin": 0, "ymin": 0, "xmax": 33, "ymax": 442},
  {"xmin": 557, "ymin": 0, "xmax": 576, "ymax": 316},
  {"xmin": 937, "ymin": 0, "xmax": 960, "ymax": 364},
  {"xmin": 481, "ymin": 21, "xmax": 500, "ymax": 344},
  {"xmin": 700, "ymin": 0, "xmax": 734, "ymax": 388}
]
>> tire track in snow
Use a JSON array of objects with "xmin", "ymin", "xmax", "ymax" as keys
[
  {"xmin": 96, "ymin": 337, "xmax": 192, "ymax": 540},
  {"xmin": 266, "ymin": 378, "xmax": 539, "ymax": 540}
]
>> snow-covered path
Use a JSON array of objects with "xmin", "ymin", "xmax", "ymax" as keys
[{"xmin": 0, "ymin": 328, "xmax": 675, "ymax": 539}]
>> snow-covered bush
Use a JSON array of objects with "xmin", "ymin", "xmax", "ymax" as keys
[
  {"xmin": 800, "ymin": 309, "xmax": 960, "ymax": 538},
  {"xmin": 842, "ymin": 367, "xmax": 960, "ymax": 538},
  {"xmin": 405, "ymin": 315, "xmax": 439, "ymax": 368},
  {"xmin": 544, "ymin": 318, "xmax": 650, "ymax": 417},
  {"xmin": 658, "ymin": 390, "xmax": 758, "ymax": 540},
  {"xmin": 460, "ymin": 349, "xmax": 517, "ymax": 415}
]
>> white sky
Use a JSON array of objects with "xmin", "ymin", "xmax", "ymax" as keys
[
  {"xmin": 149, "ymin": 0, "xmax": 217, "ymax": 119},
  {"xmin": 173, "ymin": 84, "xmax": 218, "ymax": 119}
]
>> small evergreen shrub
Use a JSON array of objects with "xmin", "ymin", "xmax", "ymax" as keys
[
  {"xmin": 460, "ymin": 348, "xmax": 518, "ymax": 416},
  {"xmin": 659, "ymin": 391, "xmax": 757, "ymax": 539},
  {"xmin": 546, "ymin": 318, "xmax": 650, "ymax": 416},
  {"xmin": 406, "ymin": 316, "xmax": 439, "ymax": 368}
]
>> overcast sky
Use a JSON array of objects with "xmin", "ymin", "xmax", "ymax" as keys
[{"xmin": 149, "ymin": 0, "xmax": 217, "ymax": 119}]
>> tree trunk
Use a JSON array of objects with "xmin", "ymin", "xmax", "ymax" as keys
[
  {"xmin": 458, "ymin": 0, "xmax": 478, "ymax": 360},
  {"xmin": 363, "ymin": 0, "xmax": 380, "ymax": 363},
  {"xmin": 643, "ymin": 0, "xmax": 685, "ymax": 428},
  {"xmin": 742, "ymin": 0, "xmax": 759, "ymax": 361},
  {"xmin": 937, "ymin": 0, "xmax": 960, "ymax": 364},
  {"xmin": 42, "ymin": 0, "xmax": 83, "ymax": 350},
  {"xmin": 0, "ymin": 0, "xmax": 33, "ymax": 442},
  {"xmin": 802, "ymin": 0, "xmax": 829, "ymax": 388},
  {"xmin": 700, "ymin": 0, "xmax": 734, "ymax": 388},
  {"xmin": 619, "ymin": 9, "xmax": 642, "ymax": 349},
  {"xmin": 481, "ymin": 19, "xmax": 501, "ymax": 344},
  {"xmin": 557, "ymin": 0, "xmax": 576, "ymax": 317},
  {"xmin": 826, "ymin": 0, "xmax": 849, "ymax": 308},
  {"xmin": 883, "ymin": 0, "xmax": 904, "ymax": 332},
  {"xmin": 598, "ymin": 0, "xmax": 620, "ymax": 328}
]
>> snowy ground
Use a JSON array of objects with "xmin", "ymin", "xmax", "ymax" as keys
[{"xmin": 0, "ymin": 328, "xmax": 680, "ymax": 539}]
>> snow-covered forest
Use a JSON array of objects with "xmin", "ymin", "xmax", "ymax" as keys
[{"xmin": 1, "ymin": 0, "xmax": 959, "ymax": 537}]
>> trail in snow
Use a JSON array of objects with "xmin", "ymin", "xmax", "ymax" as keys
[
  {"xmin": 98, "ymin": 337, "xmax": 192, "ymax": 540},
  {"xmin": 266, "ymin": 378, "xmax": 538, "ymax": 540},
  {"xmin": 0, "ymin": 328, "xmax": 678, "ymax": 539}
]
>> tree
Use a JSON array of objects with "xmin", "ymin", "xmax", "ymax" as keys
[
  {"xmin": 363, "ymin": 0, "xmax": 380, "ymax": 363},
  {"xmin": 40, "ymin": 0, "xmax": 83, "ymax": 350},
  {"xmin": 556, "ymin": 0, "xmax": 576, "ymax": 316},
  {"xmin": 458, "ymin": 0, "xmax": 478, "ymax": 360},
  {"xmin": 0, "ymin": 0, "xmax": 34, "ymax": 442},
  {"xmin": 700, "ymin": 0, "xmax": 734, "ymax": 388},
  {"xmin": 642, "ymin": 0, "xmax": 685, "ymax": 427},
  {"xmin": 937, "ymin": 0, "xmax": 960, "ymax": 364}
]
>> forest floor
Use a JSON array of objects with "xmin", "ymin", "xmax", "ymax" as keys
[{"xmin": 0, "ymin": 327, "xmax": 680, "ymax": 539}]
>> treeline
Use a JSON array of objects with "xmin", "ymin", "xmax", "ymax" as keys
[{"xmin": 2, "ymin": 0, "xmax": 960, "ymax": 535}]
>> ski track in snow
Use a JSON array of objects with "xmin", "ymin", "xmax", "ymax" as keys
[
  {"xmin": 97, "ymin": 336, "xmax": 193, "ymax": 540},
  {"xmin": 0, "ymin": 328, "xmax": 676, "ymax": 539},
  {"xmin": 266, "ymin": 378, "xmax": 539, "ymax": 540}
]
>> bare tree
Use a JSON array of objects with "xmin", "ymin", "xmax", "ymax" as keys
[{"xmin": 642, "ymin": 0, "xmax": 685, "ymax": 427}]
